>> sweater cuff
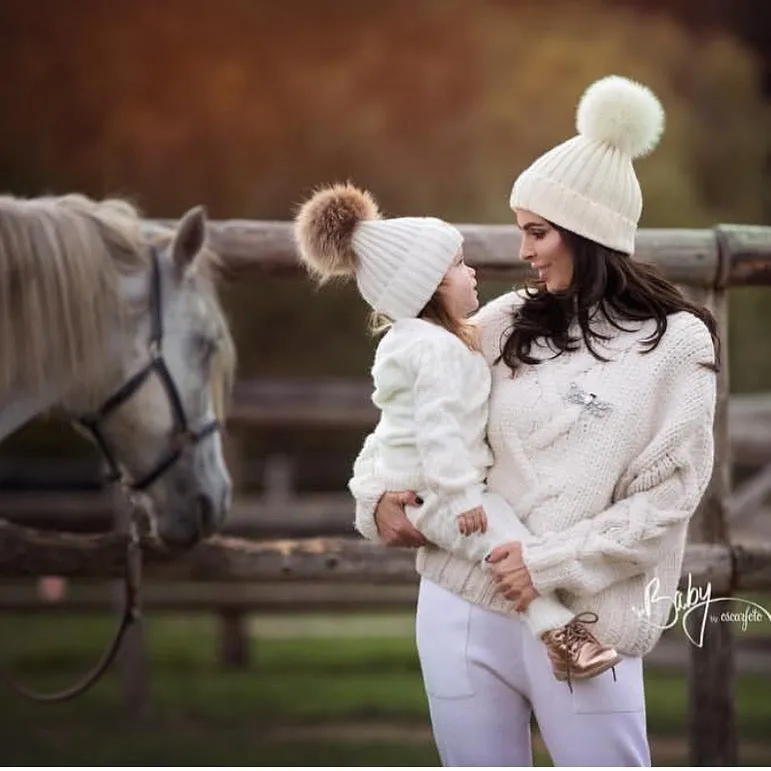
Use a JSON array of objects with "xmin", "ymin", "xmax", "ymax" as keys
[
  {"xmin": 354, "ymin": 492, "xmax": 385, "ymax": 543},
  {"xmin": 521, "ymin": 538, "xmax": 577, "ymax": 595},
  {"xmin": 443, "ymin": 488, "xmax": 484, "ymax": 519}
]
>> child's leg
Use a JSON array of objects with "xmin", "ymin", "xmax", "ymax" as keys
[
  {"xmin": 480, "ymin": 492, "xmax": 574, "ymax": 637},
  {"xmin": 481, "ymin": 493, "xmax": 622, "ymax": 684},
  {"xmin": 404, "ymin": 486, "xmax": 498, "ymax": 564},
  {"xmin": 405, "ymin": 489, "xmax": 574, "ymax": 638}
]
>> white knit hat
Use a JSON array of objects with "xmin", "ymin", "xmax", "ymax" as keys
[
  {"xmin": 293, "ymin": 183, "xmax": 462, "ymax": 320},
  {"xmin": 510, "ymin": 75, "xmax": 665, "ymax": 255}
]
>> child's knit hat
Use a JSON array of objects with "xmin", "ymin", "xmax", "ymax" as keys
[
  {"xmin": 509, "ymin": 75, "xmax": 665, "ymax": 255},
  {"xmin": 293, "ymin": 183, "xmax": 462, "ymax": 320}
]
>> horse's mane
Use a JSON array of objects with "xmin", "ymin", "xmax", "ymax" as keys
[{"xmin": 0, "ymin": 192, "xmax": 229, "ymax": 408}]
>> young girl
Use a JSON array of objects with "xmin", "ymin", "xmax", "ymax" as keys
[{"xmin": 292, "ymin": 182, "xmax": 620, "ymax": 684}]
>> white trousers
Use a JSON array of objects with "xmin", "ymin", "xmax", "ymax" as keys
[
  {"xmin": 416, "ymin": 578, "xmax": 651, "ymax": 767},
  {"xmin": 407, "ymin": 490, "xmax": 575, "ymax": 638}
]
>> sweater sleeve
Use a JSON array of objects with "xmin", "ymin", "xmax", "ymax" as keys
[
  {"xmin": 348, "ymin": 431, "xmax": 385, "ymax": 543},
  {"xmin": 411, "ymin": 341, "xmax": 485, "ymax": 517},
  {"xmin": 522, "ymin": 321, "xmax": 718, "ymax": 598}
]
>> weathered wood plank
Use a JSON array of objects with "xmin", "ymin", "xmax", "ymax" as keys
[
  {"xmin": 732, "ymin": 540, "xmax": 771, "ymax": 591},
  {"xmin": 160, "ymin": 219, "xmax": 771, "ymax": 287},
  {"xmin": 0, "ymin": 580, "xmax": 420, "ymax": 612},
  {"xmin": 686, "ymin": 284, "xmax": 737, "ymax": 766},
  {"xmin": 3, "ymin": 520, "xmax": 771, "ymax": 593},
  {"xmin": 717, "ymin": 224, "xmax": 771, "ymax": 286},
  {"xmin": 0, "ymin": 491, "xmax": 356, "ymax": 536},
  {"xmin": 687, "ymin": 602, "xmax": 736, "ymax": 765},
  {"xmin": 727, "ymin": 459, "xmax": 771, "ymax": 524},
  {"xmin": 152, "ymin": 219, "xmax": 725, "ymax": 286},
  {"xmin": 727, "ymin": 391, "xmax": 771, "ymax": 466},
  {"xmin": 0, "ymin": 522, "xmax": 417, "ymax": 583},
  {"xmin": 218, "ymin": 608, "xmax": 250, "ymax": 670},
  {"xmin": 228, "ymin": 378, "xmax": 377, "ymax": 427},
  {"xmin": 7, "ymin": 488, "xmax": 771, "ymax": 548}
]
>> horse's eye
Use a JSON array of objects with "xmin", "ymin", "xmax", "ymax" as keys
[{"xmin": 196, "ymin": 336, "xmax": 217, "ymax": 364}]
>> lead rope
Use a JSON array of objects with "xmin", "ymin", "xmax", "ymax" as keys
[{"xmin": 0, "ymin": 493, "xmax": 143, "ymax": 703}]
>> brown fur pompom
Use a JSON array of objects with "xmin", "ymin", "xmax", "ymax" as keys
[{"xmin": 294, "ymin": 182, "xmax": 380, "ymax": 282}]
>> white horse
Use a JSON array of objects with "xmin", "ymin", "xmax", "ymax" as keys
[{"xmin": 0, "ymin": 193, "xmax": 236, "ymax": 548}]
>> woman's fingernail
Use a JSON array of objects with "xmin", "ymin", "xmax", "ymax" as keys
[{"xmin": 415, "ymin": 496, "xmax": 423, "ymax": 505}]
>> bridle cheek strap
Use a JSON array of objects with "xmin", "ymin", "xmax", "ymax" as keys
[{"xmin": 74, "ymin": 245, "xmax": 219, "ymax": 491}]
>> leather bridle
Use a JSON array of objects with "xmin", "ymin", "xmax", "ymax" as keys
[{"xmin": 76, "ymin": 245, "xmax": 220, "ymax": 492}]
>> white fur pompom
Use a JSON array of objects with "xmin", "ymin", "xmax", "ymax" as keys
[{"xmin": 576, "ymin": 75, "xmax": 665, "ymax": 159}]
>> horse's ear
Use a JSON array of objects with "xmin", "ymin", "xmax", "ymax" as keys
[{"xmin": 172, "ymin": 205, "xmax": 207, "ymax": 275}]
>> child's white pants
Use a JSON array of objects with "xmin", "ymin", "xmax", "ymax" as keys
[
  {"xmin": 416, "ymin": 578, "xmax": 651, "ymax": 767},
  {"xmin": 407, "ymin": 490, "xmax": 574, "ymax": 637}
]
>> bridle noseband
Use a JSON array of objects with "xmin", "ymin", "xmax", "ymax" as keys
[{"xmin": 76, "ymin": 245, "xmax": 220, "ymax": 492}]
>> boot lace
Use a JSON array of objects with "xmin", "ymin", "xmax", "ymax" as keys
[{"xmin": 552, "ymin": 612, "xmax": 617, "ymax": 692}]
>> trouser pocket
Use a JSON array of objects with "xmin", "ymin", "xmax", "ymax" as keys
[
  {"xmin": 571, "ymin": 656, "xmax": 646, "ymax": 714},
  {"xmin": 416, "ymin": 578, "xmax": 475, "ymax": 699}
]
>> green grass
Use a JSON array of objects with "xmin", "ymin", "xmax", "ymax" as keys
[{"xmin": 1, "ymin": 612, "xmax": 770, "ymax": 766}]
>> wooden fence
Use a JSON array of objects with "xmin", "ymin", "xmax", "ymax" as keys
[{"xmin": 4, "ymin": 220, "xmax": 771, "ymax": 765}]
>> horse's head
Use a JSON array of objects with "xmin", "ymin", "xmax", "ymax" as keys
[
  {"xmin": 76, "ymin": 206, "xmax": 236, "ymax": 549},
  {"xmin": 0, "ymin": 195, "xmax": 237, "ymax": 549}
]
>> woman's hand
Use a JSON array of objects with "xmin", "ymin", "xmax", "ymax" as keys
[
  {"xmin": 374, "ymin": 491, "xmax": 429, "ymax": 548},
  {"xmin": 487, "ymin": 542, "xmax": 537, "ymax": 612}
]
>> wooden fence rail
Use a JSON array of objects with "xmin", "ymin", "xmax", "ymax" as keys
[
  {"xmin": 5, "ymin": 522, "xmax": 771, "ymax": 592},
  {"xmin": 0, "ymin": 490, "xmax": 356, "ymax": 537},
  {"xmin": 165, "ymin": 219, "xmax": 771, "ymax": 287}
]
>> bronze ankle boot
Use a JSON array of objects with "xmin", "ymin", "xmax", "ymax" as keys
[{"xmin": 541, "ymin": 612, "xmax": 622, "ymax": 692}]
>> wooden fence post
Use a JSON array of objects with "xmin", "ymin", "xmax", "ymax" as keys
[
  {"xmin": 217, "ymin": 429, "xmax": 250, "ymax": 670},
  {"xmin": 686, "ymin": 229, "xmax": 737, "ymax": 765},
  {"xmin": 215, "ymin": 452, "xmax": 297, "ymax": 669}
]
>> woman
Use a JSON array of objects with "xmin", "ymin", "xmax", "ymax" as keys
[{"xmin": 350, "ymin": 75, "xmax": 719, "ymax": 766}]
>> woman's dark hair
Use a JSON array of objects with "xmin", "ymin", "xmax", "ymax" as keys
[{"xmin": 499, "ymin": 223, "xmax": 721, "ymax": 373}]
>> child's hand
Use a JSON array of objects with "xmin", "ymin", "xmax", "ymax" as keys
[{"xmin": 457, "ymin": 506, "xmax": 488, "ymax": 536}]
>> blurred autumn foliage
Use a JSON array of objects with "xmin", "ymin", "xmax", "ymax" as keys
[{"xmin": 1, "ymin": 0, "xmax": 770, "ymax": 467}]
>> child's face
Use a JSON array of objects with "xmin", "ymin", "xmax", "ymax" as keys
[
  {"xmin": 514, "ymin": 209, "xmax": 575, "ymax": 293},
  {"xmin": 439, "ymin": 252, "xmax": 478, "ymax": 319}
]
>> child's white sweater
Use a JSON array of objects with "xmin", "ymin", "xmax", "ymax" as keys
[
  {"xmin": 352, "ymin": 292, "xmax": 718, "ymax": 657},
  {"xmin": 349, "ymin": 317, "xmax": 493, "ymax": 520}
]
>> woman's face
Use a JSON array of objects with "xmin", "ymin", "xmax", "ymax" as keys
[{"xmin": 514, "ymin": 209, "xmax": 575, "ymax": 293}]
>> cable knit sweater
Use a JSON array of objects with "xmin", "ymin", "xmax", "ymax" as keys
[{"xmin": 352, "ymin": 290, "xmax": 718, "ymax": 657}]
